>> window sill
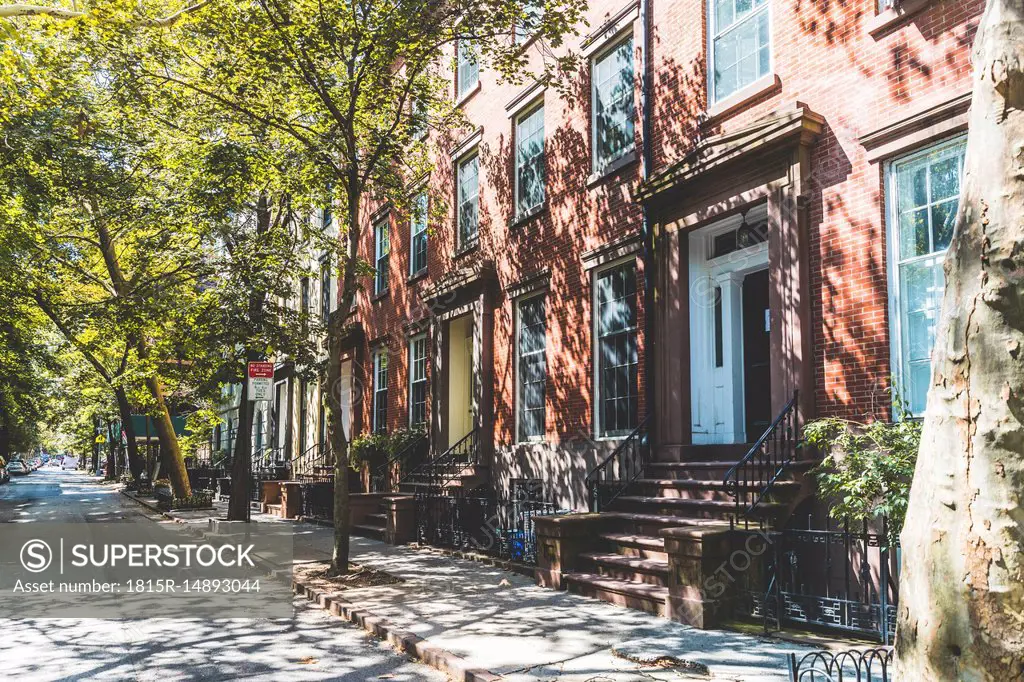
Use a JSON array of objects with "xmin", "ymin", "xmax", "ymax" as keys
[
  {"xmin": 508, "ymin": 202, "xmax": 547, "ymax": 229},
  {"xmin": 408, "ymin": 269, "xmax": 428, "ymax": 285},
  {"xmin": 371, "ymin": 290, "xmax": 389, "ymax": 303},
  {"xmin": 454, "ymin": 239, "xmax": 479, "ymax": 259},
  {"xmin": 588, "ymin": 148, "xmax": 638, "ymax": 188},
  {"xmin": 867, "ymin": 0, "xmax": 932, "ymax": 38},
  {"xmin": 704, "ymin": 73, "xmax": 781, "ymax": 123},
  {"xmin": 456, "ymin": 81, "xmax": 482, "ymax": 108}
]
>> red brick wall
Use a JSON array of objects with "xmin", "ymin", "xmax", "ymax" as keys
[{"xmin": 345, "ymin": 0, "xmax": 980, "ymax": 501}]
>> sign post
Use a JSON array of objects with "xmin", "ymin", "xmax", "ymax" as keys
[{"xmin": 247, "ymin": 362, "xmax": 274, "ymax": 402}]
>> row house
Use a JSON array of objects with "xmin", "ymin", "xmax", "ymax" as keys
[
  {"xmin": 336, "ymin": 0, "xmax": 979, "ymax": 507},
  {"xmin": 204, "ymin": 0, "xmax": 980, "ymax": 635}
]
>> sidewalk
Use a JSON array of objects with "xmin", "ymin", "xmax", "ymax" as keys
[{"xmin": 124, "ymin": 491, "xmax": 812, "ymax": 681}]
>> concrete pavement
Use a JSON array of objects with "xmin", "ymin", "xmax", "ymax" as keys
[
  {"xmin": 0, "ymin": 469, "xmax": 448, "ymax": 681},
  {"xmin": 146, "ymin": 493, "xmax": 812, "ymax": 681}
]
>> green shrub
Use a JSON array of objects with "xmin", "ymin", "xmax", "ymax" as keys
[
  {"xmin": 348, "ymin": 427, "xmax": 425, "ymax": 470},
  {"xmin": 805, "ymin": 402, "xmax": 920, "ymax": 546}
]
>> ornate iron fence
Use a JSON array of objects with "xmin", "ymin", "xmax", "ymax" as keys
[
  {"xmin": 415, "ymin": 479, "xmax": 560, "ymax": 564},
  {"xmin": 371, "ymin": 432, "xmax": 428, "ymax": 492},
  {"xmin": 788, "ymin": 647, "xmax": 894, "ymax": 681},
  {"xmin": 741, "ymin": 517, "xmax": 899, "ymax": 644},
  {"xmin": 300, "ymin": 481, "xmax": 335, "ymax": 519}
]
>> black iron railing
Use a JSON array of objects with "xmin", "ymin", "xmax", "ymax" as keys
[
  {"xmin": 788, "ymin": 646, "xmax": 894, "ymax": 682},
  {"xmin": 415, "ymin": 480, "xmax": 561, "ymax": 564},
  {"xmin": 294, "ymin": 440, "xmax": 332, "ymax": 482},
  {"xmin": 742, "ymin": 516, "xmax": 898, "ymax": 644},
  {"xmin": 585, "ymin": 416, "xmax": 651, "ymax": 512},
  {"xmin": 723, "ymin": 391, "xmax": 800, "ymax": 518},
  {"xmin": 300, "ymin": 481, "xmax": 335, "ymax": 519},
  {"xmin": 250, "ymin": 445, "xmax": 289, "ymax": 502},
  {"xmin": 371, "ymin": 431, "xmax": 429, "ymax": 492},
  {"xmin": 403, "ymin": 428, "xmax": 480, "ymax": 490}
]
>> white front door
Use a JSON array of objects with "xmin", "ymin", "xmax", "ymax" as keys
[
  {"xmin": 447, "ymin": 314, "xmax": 475, "ymax": 447},
  {"xmin": 688, "ymin": 208, "xmax": 770, "ymax": 444}
]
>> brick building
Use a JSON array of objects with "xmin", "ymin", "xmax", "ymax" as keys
[{"xmin": 323, "ymin": 0, "xmax": 982, "ymax": 511}]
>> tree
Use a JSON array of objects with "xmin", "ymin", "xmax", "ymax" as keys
[
  {"xmin": 895, "ymin": 1, "xmax": 1024, "ymax": 677},
  {"xmin": 0, "ymin": 22, "xmax": 212, "ymax": 497}
]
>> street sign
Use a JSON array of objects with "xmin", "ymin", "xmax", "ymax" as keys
[{"xmin": 247, "ymin": 361, "xmax": 274, "ymax": 401}]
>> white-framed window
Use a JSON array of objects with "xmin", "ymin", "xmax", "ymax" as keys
[
  {"xmin": 374, "ymin": 216, "xmax": 389, "ymax": 295},
  {"xmin": 411, "ymin": 97, "xmax": 428, "ymax": 139},
  {"xmin": 887, "ymin": 136, "xmax": 966, "ymax": 416},
  {"xmin": 594, "ymin": 260, "xmax": 639, "ymax": 438},
  {"xmin": 457, "ymin": 151, "xmax": 480, "ymax": 248},
  {"xmin": 592, "ymin": 35, "xmax": 634, "ymax": 172},
  {"xmin": 515, "ymin": 104, "xmax": 545, "ymax": 217},
  {"xmin": 457, "ymin": 40, "xmax": 479, "ymax": 99},
  {"xmin": 515, "ymin": 1, "xmax": 545, "ymax": 44},
  {"xmin": 410, "ymin": 192, "xmax": 428, "ymax": 275},
  {"xmin": 516, "ymin": 294, "xmax": 547, "ymax": 442},
  {"xmin": 708, "ymin": 0, "xmax": 771, "ymax": 103},
  {"xmin": 372, "ymin": 347, "xmax": 389, "ymax": 433},
  {"xmin": 409, "ymin": 334, "xmax": 428, "ymax": 427}
]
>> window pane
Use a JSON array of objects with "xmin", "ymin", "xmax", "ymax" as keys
[
  {"xmin": 409, "ymin": 336, "xmax": 427, "ymax": 426},
  {"xmin": 516, "ymin": 106, "xmax": 545, "ymax": 215},
  {"xmin": 596, "ymin": 264, "xmax": 638, "ymax": 437},
  {"xmin": 593, "ymin": 38, "xmax": 634, "ymax": 170},
  {"xmin": 518, "ymin": 297, "xmax": 546, "ymax": 441},
  {"xmin": 410, "ymin": 193, "xmax": 428, "ymax": 274},
  {"xmin": 711, "ymin": 1, "xmax": 770, "ymax": 102},
  {"xmin": 458, "ymin": 154, "xmax": 479, "ymax": 246},
  {"xmin": 890, "ymin": 140, "xmax": 965, "ymax": 416},
  {"xmin": 458, "ymin": 42, "xmax": 479, "ymax": 98}
]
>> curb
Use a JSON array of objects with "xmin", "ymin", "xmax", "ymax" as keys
[
  {"xmin": 292, "ymin": 578, "xmax": 500, "ymax": 682},
  {"xmin": 120, "ymin": 490, "xmax": 178, "ymax": 521}
]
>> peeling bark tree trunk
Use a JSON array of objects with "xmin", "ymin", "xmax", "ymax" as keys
[
  {"xmin": 142, "ymin": 367, "xmax": 192, "ymax": 499},
  {"xmin": 105, "ymin": 419, "xmax": 116, "ymax": 481},
  {"xmin": 228, "ymin": 376, "xmax": 253, "ymax": 521},
  {"xmin": 895, "ymin": 1, "xmax": 1024, "ymax": 678}
]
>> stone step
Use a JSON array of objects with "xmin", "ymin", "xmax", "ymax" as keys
[
  {"xmin": 351, "ymin": 523, "xmax": 385, "ymax": 540},
  {"xmin": 645, "ymin": 459, "xmax": 818, "ymax": 481},
  {"xmin": 601, "ymin": 512, "xmax": 725, "ymax": 537},
  {"xmin": 563, "ymin": 573, "xmax": 667, "ymax": 617},
  {"xmin": 630, "ymin": 478, "xmax": 802, "ymax": 501},
  {"xmin": 598, "ymin": 532, "xmax": 668, "ymax": 561},
  {"xmin": 580, "ymin": 552, "xmax": 670, "ymax": 587},
  {"xmin": 612, "ymin": 496, "xmax": 785, "ymax": 520},
  {"xmin": 366, "ymin": 512, "xmax": 387, "ymax": 522},
  {"xmin": 655, "ymin": 443, "xmax": 755, "ymax": 463},
  {"xmin": 265, "ymin": 503, "xmax": 283, "ymax": 517}
]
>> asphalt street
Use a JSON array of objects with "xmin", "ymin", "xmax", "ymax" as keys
[{"xmin": 0, "ymin": 468, "xmax": 447, "ymax": 681}]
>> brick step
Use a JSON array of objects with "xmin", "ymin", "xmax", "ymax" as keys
[
  {"xmin": 366, "ymin": 512, "xmax": 387, "ymax": 522},
  {"xmin": 581, "ymin": 552, "xmax": 670, "ymax": 587},
  {"xmin": 645, "ymin": 459, "xmax": 818, "ymax": 481},
  {"xmin": 612, "ymin": 496, "xmax": 785, "ymax": 520},
  {"xmin": 564, "ymin": 573, "xmax": 667, "ymax": 617},
  {"xmin": 630, "ymin": 478, "xmax": 801, "ymax": 501},
  {"xmin": 598, "ymin": 533, "xmax": 668, "ymax": 561},
  {"xmin": 351, "ymin": 523, "xmax": 385, "ymax": 540}
]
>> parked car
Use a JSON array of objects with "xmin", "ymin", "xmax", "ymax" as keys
[
  {"xmin": 7, "ymin": 460, "xmax": 31, "ymax": 476},
  {"xmin": 0, "ymin": 463, "xmax": 9, "ymax": 484}
]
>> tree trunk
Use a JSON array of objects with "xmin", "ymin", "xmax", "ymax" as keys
[
  {"xmin": 327, "ymin": 312, "xmax": 350, "ymax": 576},
  {"xmin": 142, "ymin": 372, "xmax": 192, "ymax": 498},
  {"xmin": 105, "ymin": 419, "xmax": 116, "ymax": 481},
  {"xmin": 895, "ymin": 1, "xmax": 1024, "ymax": 678},
  {"xmin": 228, "ymin": 379, "xmax": 253, "ymax": 521},
  {"xmin": 114, "ymin": 387, "xmax": 144, "ymax": 482}
]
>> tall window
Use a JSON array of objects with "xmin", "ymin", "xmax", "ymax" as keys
[
  {"xmin": 888, "ymin": 138, "xmax": 966, "ymax": 415},
  {"xmin": 409, "ymin": 334, "xmax": 427, "ymax": 427},
  {"xmin": 457, "ymin": 152, "xmax": 479, "ymax": 248},
  {"xmin": 457, "ymin": 41, "xmax": 478, "ymax": 99},
  {"xmin": 300, "ymin": 276, "xmax": 310, "ymax": 319},
  {"xmin": 595, "ymin": 262, "xmax": 639, "ymax": 437},
  {"xmin": 298, "ymin": 380, "xmax": 309, "ymax": 455},
  {"xmin": 320, "ymin": 258, "xmax": 331, "ymax": 320},
  {"xmin": 709, "ymin": 0, "xmax": 770, "ymax": 103},
  {"xmin": 318, "ymin": 394, "xmax": 327, "ymax": 453},
  {"xmin": 592, "ymin": 37, "xmax": 634, "ymax": 172},
  {"xmin": 515, "ymin": 1, "xmax": 544, "ymax": 43},
  {"xmin": 322, "ymin": 205, "xmax": 332, "ymax": 230},
  {"xmin": 517, "ymin": 295, "xmax": 547, "ymax": 442},
  {"xmin": 373, "ymin": 348, "xmax": 388, "ymax": 433},
  {"xmin": 374, "ymin": 217, "xmax": 389, "ymax": 295},
  {"xmin": 515, "ymin": 104, "xmax": 545, "ymax": 217},
  {"xmin": 410, "ymin": 193, "xmax": 428, "ymax": 275}
]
